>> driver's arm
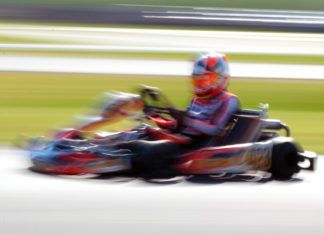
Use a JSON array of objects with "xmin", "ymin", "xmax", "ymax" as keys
[
  {"xmin": 148, "ymin": 115, "xmax": 178, "ymax": 130},
  {"xmin": 146, "ymin": 128, "xmax": 191, "ymax": 144},
  {"xmin": 185, "ymin": 96, "xmax": 239, "ymax": 136},
  {"xmin": 168, "ymin": 107, "xmax": 185, "ymax": 121}
]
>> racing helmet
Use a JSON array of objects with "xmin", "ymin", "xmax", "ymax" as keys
[{"xmin": 192, "ymin": 52, "xmax": 230, "ymax": 97}]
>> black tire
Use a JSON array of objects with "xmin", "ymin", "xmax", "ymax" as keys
[{"xmin": 270, "ymin": 141, "xmax": 300, "ymax": 180}]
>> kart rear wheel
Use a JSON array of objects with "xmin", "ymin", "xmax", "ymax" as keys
[{"xmin": 270, "ymin": 141, "xmax": 300, "ymax": 180}]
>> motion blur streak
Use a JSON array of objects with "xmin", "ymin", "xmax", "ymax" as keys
[
  {"xmin": 1, "ymin": 24, "xmax": 324, "ymax": 55},
  {"xmin": 117, "ymin": 4, "xmax": 324, "ymax": 14},
  {"xmin": 0, "ymin": 55, "xmax": 324, "ymax": 79},
  {"xmin": 142, "ymin": 11, "xmax": 324, "ymax": 20},
  {"xmin": 2, "ymin": 24, "xmax": 324, "ymax": 40},
  {"xmin": 143, "ymin": 15, "xmax": 324, "ymax": 25},
  {"xmin": 141, "ymin": 6, "xmax": 324, "ymax": 25},
  {"xmin": 1, "ymin": 4, "xmax": 324, "ymax": 31}
]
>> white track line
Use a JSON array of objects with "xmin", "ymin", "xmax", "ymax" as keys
[
  {"xmin": 116, "ymin": 4, "xmax": 324, "ymax": 14},
  {"xmin": 143, "ymin": 10, "xmax": 324, "ymax": 20},
  {"xmin": 2, "ymin": 43, "xmax": 324, "ymax": 56},
  {"xmin": 1, "ymin": 24, "xmax": 324, "ymax": 55},
  {"xmin": 143, "ymin": 15, "xmax": 324, "ymax": 25},
  {"xmin": 0, "ymin": 55, "xmax": 323, "ymax": 80}
]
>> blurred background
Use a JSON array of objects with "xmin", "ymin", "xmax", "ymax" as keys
[
  {"xmin": 1, "ymin": 1, "xmax": 324, "ymax": 235},
  {"xmin": 0, "ymin": 0, "xmax": 323, "ymax": 153}
]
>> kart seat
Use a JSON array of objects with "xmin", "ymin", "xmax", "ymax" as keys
[
  {"xmin": 201, "ymin": 109, "xmax": 263, "ymax": 147},
  {"xmin": 221, "ymin": 112, "xmax": 262, "ymax": 145}
]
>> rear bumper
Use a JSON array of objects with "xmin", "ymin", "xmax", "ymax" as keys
[{"xmin": 298, "ymin": 151, "xmax": 317, "ymax": 171}]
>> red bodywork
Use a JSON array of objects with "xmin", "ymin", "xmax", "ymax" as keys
[{"xmin": 174, "ymin": 146, "xmax": 246, "ymax": 174}]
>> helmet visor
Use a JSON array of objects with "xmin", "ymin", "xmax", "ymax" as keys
[{"xmin": 192, "ymin": 73, "xmax": 218, "ymax": 89}]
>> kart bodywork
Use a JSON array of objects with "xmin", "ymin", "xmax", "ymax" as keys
[{"xmin": 26, "ymin": 87, "xmax": 317, "ymax": 180}]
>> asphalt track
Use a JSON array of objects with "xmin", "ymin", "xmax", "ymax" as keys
[
  {"xmin": 0, "ymin": 147, "xmax": 323, "ymax": 235},
  {"xmin": 1, "ymin": 4, "xmax": 324, "ymax": 32}
]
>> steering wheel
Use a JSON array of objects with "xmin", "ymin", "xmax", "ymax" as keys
[
  {"xmin": 140, "ymin": 86, "xmax": 173, "ymax": 117},
  {"xmin": 139, "ymin": 86, "xmax": 185, "ymax": 131}
]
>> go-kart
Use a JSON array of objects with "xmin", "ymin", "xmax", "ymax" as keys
[{"xmin": 25, "ymin": 86, "xmax": 317, "ymax": 180}]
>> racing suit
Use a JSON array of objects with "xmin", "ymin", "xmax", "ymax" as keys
[
  {"xmin": 149, "ymin": 90, "xmax": 240, "ymax": 143},
  {"xmin": 181, "ymin": 91, "xmax": 239, "ymax": 138}
]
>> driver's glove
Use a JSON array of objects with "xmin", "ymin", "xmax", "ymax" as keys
[
  {"xmin": 168, "ymin": 107, "xmax": 185, "ymax": 122},
  {"xmin": 148, "ymin": 116, "xmax": 178, "ymax": 130}
]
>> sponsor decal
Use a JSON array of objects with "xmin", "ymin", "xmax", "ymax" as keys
[
  {"xmin": 86, "ymin": 158, "xmax": 125, "ymax": 171},
  {"xmin": 244, "ymin": 145, "xmax": 272, "ymax": 171},
  {"xmin": 194, "ymin": 155, "xmax": 243, "ymax": 170}
]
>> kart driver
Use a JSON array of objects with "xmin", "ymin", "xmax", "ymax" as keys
[
  {"xmin": 117, "ymin": 51, "xmax": 241, "ymax": 172},
  {"xmin": 146, "ymin": 51, "xmax": 240, "ymax": 146}
]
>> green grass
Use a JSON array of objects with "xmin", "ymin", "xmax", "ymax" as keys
[
  {"xmin": 0, "ymin": 36, "xmax": 57, "ymax": 44},
  {"xmin": 3, "ymin": 50, "xmax": 324, "ymax": 65},
  {"xmin": 1, "ymin": 72, "xmax": 323, "ymax": 153}
]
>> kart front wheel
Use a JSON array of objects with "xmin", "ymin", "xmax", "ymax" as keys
[{"xmin": 270, "ymin": 141, "xmax": 300, "ymax": 180}]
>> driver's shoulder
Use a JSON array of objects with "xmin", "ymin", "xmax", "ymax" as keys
[
  {"xmin": 210, "ymin": 91, "xmax": 238, "ymax": 103},
  {"xmin": 222, "ymin": 91, "xmax": 238, "ymax": 99},
  {"xmin": 215, "ymin": 92, "xmax": 240, "ymax": 112}
]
